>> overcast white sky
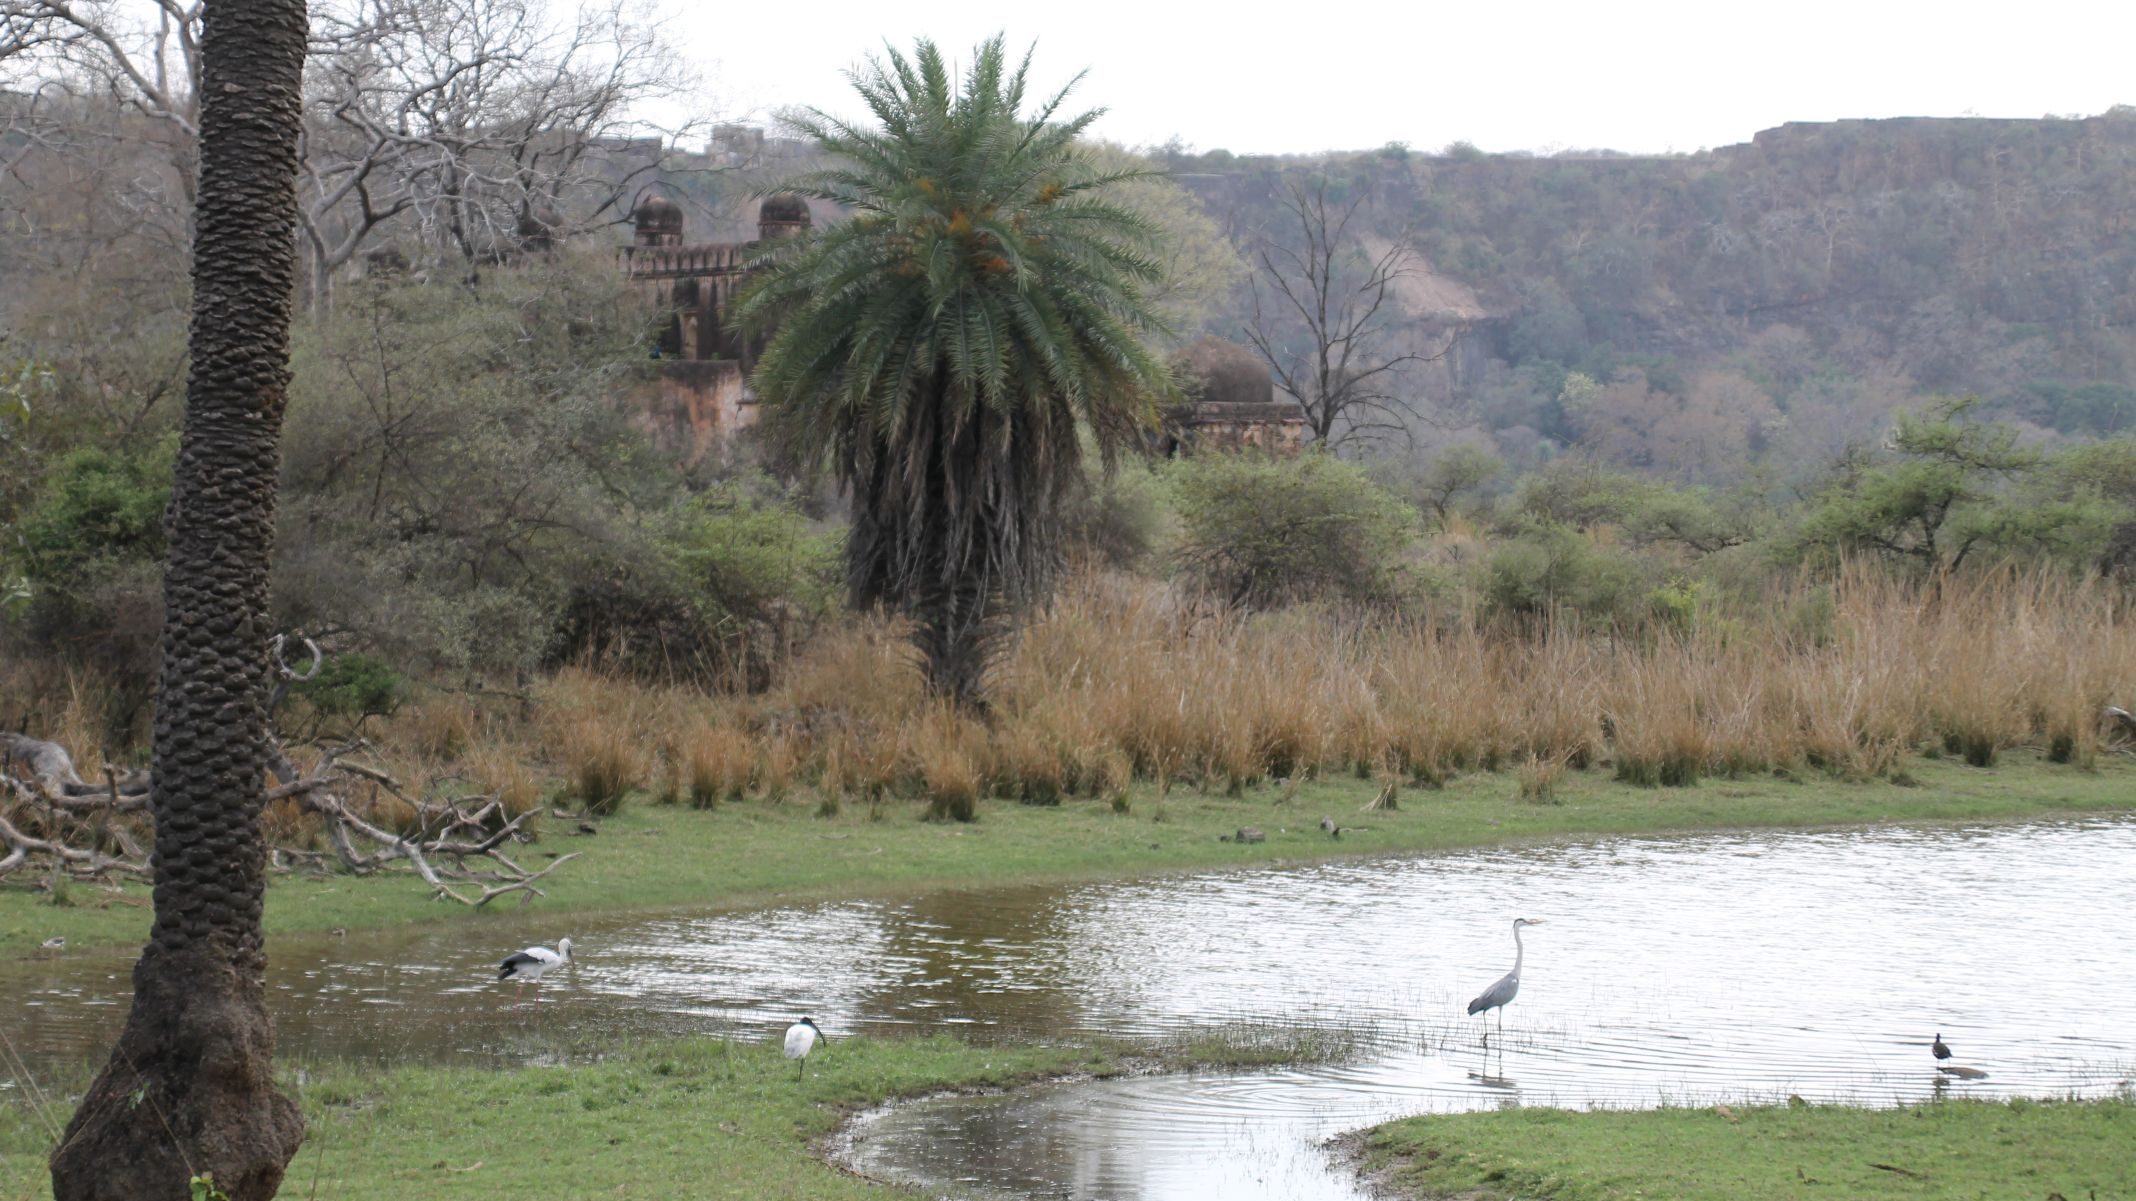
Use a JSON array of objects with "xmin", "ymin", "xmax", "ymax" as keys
[{"xmin": 677, "ymin": 0, "xmax": 2135, "ymax": 156}]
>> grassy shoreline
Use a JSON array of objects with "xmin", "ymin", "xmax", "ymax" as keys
[
  {"xmin": 1357, "ymin": 1095, "xmax": 2136, "ymax": 1200},
  {"xmin": 6, "ymin": 752, "xmax": 2132, "ymax": 952},
  {"xmin": 0, "ymin": 1035, "xmax": 1103, "ymax": 1201},
  {"xmin": 7, "ymin": 1032, "xmax": 2129, "ymax": 1201},
  {"xmin": 0, "ymin": 1028, "xmax": 1364, "ymax": 1201}
]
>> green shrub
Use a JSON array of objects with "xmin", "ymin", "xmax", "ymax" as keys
[
  {"xmin": 1646, "ymin": 576, "xmax": 1709, "ymax": 635},
  {"xmin": 1063, "ymin": 457, "xmax": 1170, "ymax": 570},
  {"xmin": 14, "ymin": 443, "xmax": 174, "ymax": 713},
  {"xmin": 292, "ymin": 653, "xmax": 408, "ymax": 719},
  {"xmin": 658, "ymin": 473, "xmax": 844, "ymax": 687},
  {"xmin": 1482, "ymin": 522, "xmax": 1648, "ymax": 624},
  {"xmin": 1167, "ymin": 451, "xmax": 1415, "ymax": 608},
  {"xmin": 19, "ymin": 442, "xmax": 172, "ymax": 581},
  {"xmin": 277, "ymin": 255, "xmax": 670, "ymax": 681}
]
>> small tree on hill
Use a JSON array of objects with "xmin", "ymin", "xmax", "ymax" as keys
[
  {"xmin": 1796, "ymin": 397, "xmax": 2042, "ymax": 572},
  {"xmin": 1243, "ymin": 175, "xmax": 1436, "ymax": 449}
]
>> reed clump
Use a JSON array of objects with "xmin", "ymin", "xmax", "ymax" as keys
[
  {"xmin": 544, "ymin": 671, "xmax": 655, "ymax": 815},
  {"xmin": 12, "ymin": 566, "xmax": 2128, "ymax": 822},
  {"xmin": 494, "ymin": 568, "xmax": 2136, "ymax": 811},
  {"xmin": 680, "ymin": 726, "xmax": 754, "ymax": 809}
]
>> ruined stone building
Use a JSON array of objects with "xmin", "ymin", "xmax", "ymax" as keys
[
  {"xmin": 622, "ymin": 197, "xmax": 1306, "ymax": 463},
  {"xmin": 621, "ymin": 193, "xmax": 812, "ymax": 464},
  {"xmin": 1159, "ymin": 337, "xmax": 1308, "ymax": 456}
]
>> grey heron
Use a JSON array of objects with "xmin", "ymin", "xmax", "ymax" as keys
[
  {"xmin": 785, "ymin": 1016, "xmax": 829, "ymax": 1078},
  {"xmin": 1932, "ymin": 1033, "xmax": 1951, "ymax": 1061},
  {"xmin": 498, "ymin": 937, "xmax": 573, "ymax": 1002},
  {"xmin": 1466, "ymin": 918, "xmax": 1543, "ymax": 1043}
]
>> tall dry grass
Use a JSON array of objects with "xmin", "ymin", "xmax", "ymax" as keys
[
  {"xmin": 7, "ymin": 566, "xmax": 2131, "ymax": 826},
  {"xmin": 732, "ymin": 565, "xmax": 2132, "ymax": 802},
  {"xmin": 334, "ymin": 566, "xmax": 2136, "ymax": 812}
]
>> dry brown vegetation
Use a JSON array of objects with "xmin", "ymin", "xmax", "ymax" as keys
[{"xmin": 8, "ymin": 568, "xmax": 2134, "ymax": 834}]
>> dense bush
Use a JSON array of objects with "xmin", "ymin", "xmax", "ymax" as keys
[
  {"xmin": 17, "ymin": 442, "xmax": 172, "ymax": 582},
  {"xmin": 275, "ymin": 253, "xmax": 674, "ymax": 679},
  {"xmin": 13, "ymin": 442, "xmax": 174, "ymax": 703},
  {"xmin": 1062, "ymin": 457, "xmax": 1170, "ymax": 570},
  {"xmin": 1167, "ymin": 451, "xmax": 1415, "ymax": 608},
  {"xmin": 291, "ymin": 653, "xmax": 408, "ymax": 721},
  {"xmin": 1482, "ymin": 521, "xmax": 1649, "ymax": 624},
  {"xmin": 662, "ymin": 474, "xmax": 844, "ymax": 686}
]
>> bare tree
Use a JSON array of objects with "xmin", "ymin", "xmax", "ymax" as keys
[
  {"xmin": 0, "ymin": 85, "xmax": 192, "ymax": 440},
  {"xmin": 4, "ymin": 0, "xmax": 706, "ymax": 312},
  {"xmin": 0, "ymin": 0, "xmax": 202, "ymax": 132},
  {"xmin": 45, "ymin": 0, "xmax": 309, "ymax": 1194},
  {"xmin": 297, "ymin": 0, "xmax": 704, "ymax": 306},
  {"xmin": 1243, "ymin": 175, "xmax": 1438, "ymax": 449}
]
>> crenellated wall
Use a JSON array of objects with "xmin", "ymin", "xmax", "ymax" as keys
[{"xmin": 618, "ymin": 196, "xmax": 816, "ymax": 463}]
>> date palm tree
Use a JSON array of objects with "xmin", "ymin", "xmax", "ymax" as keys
[
  {"xmin": 49, "ymin": 0, "xmax": 310, "ymax": 1196},
  {"xmin": 737, "ymin": 36, "xmax": 1173, "ymax": 706}
]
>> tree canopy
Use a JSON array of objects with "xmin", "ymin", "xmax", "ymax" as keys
[{"xmin": 736, "ymin": 35, "xmax": 1174, "ymax": 704}]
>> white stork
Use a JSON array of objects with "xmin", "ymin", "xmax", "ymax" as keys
[{"xmin": 498, "ymin": 937, "xmax": 573, "ymax": 1002}]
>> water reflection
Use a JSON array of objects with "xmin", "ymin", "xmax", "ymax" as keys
[
  {"xmin": 839, "ymin": 818, "xmax": 2136, "ymax": 1200},
  {"xmin": 6, "ymin": 819, "xmax": 2135, "ymax": 1195}
]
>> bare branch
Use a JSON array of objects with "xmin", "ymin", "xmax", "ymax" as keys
[
  {"xmin": 1242, "ymin": 174, "xmax": 1447, "ymax": 450},
  {"xmin": 3, "ymin": 727, "xmax": 573, "ymax": 897}
]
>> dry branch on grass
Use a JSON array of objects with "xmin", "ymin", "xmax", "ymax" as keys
[{"xmin": 2, "ymin": 729, "xmax": 573, "ymax": 906}]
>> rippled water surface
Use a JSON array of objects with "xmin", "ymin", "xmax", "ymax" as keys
[{"xmin": 6, "ymin": 818, "xmax": 2135, "ymax": 1198}]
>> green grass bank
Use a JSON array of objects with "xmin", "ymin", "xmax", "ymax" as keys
[
  {"xmin": 0, "ymin": 1028, "xmax": 1362, "ymax": 1201},
  {"xmin": 0, "ymin": 1035, "xmax": 1095, "ymax": 1200},
  {"xmin": 6, "ymin": 752, "xmax": 2131, "ymax": 952},
  {"xmin": 1358, "ymin": 1094, "xmax": 2136, "ymax": 1200}
]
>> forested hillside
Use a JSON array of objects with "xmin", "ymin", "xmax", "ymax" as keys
[{"xmin": 1171, "ymin": 109, "xmax": 2136, "ymax": 480}]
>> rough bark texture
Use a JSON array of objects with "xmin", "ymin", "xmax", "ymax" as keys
[
  {"xmin": 846, "ymin": 379, "xmax": 1071, "ymax": 712},
  {"xmin": 48, "ymin": 0, "xmax": 311, "ymax": 1196}
]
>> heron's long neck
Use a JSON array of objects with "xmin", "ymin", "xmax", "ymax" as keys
[{"xmin": 1511, "ymin": 925, "xmax": 1525, "ymax": 974}]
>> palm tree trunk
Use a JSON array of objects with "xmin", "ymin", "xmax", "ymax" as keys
[{"xmin": 49, "ymin": 0, "xmax": 310, "ymax": 1196}]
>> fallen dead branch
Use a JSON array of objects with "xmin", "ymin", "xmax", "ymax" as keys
[
  {"xmin": 1, "ymin": 634, "xmax": 572, "ymax": 902},
  {"xmin": 265, "ymin": 738, "xmax": 578, "ymax": 906},
  {"xmin": 4, "ymin": 731, "xmax": 572, "ymax": 906}
]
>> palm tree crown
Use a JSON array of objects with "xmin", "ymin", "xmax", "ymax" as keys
[{"xmin": 737, "ymin": 35, "xmax": 1173, "ymax": 705}]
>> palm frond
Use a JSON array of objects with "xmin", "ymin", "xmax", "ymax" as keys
[{"xmin": 739, "ymin": 35, "xmax": 1178, "ymax": 704}]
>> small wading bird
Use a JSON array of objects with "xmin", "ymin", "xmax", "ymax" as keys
[
  {"xmin": 785, "ymin": 1016, "xmax": 829, "ymax": 1079},
  {"xmin": 1932, "ymin": 1033, "xmax": 1952, "ymax": 1061},
  {"xmin": 1467, "ymin": 918, "xmax": 1544, "ymax": 1044},
  {"xmin": 498, "ymin": 937, "xmax": 573, "ymax": 1002}
]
